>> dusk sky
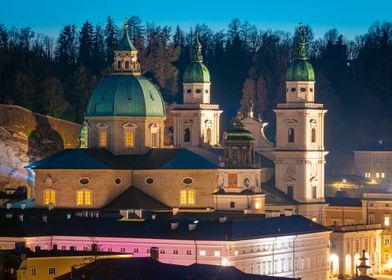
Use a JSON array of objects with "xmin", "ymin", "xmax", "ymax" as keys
[{"xmin": 2, "ymin": 0, "xmax": 392, "ymax": 39}]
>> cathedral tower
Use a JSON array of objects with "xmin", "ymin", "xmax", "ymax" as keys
[
  {"xmin": 172, "ymin": 28, "xmax": 222, "ymax": 147},
  {"xmin": 273, "ymin": 24, "xmax": 328, "ymax": 223}
]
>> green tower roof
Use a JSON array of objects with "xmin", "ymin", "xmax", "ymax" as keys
[
  {"xmin": 86, "ymin": 75, "xmax": 166, "ymax": 117},
  {"xmin": 116, "ymin": 21, "xmax": 137, "ymax": 51},
  {"xmin": 286, "ymin": 24, "xmax": 315, "ymax": 82},
  {"xmin": 225, "ymin": 112, "xmax": 255, "ymax": 141},
  {"xmin": 183, "ymin": 28, "xmax": 211, "ymax": 83}
]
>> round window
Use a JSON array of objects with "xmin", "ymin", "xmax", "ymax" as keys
[
  {"xmin": 115, "ymin": 178, "xmax": 122, "ymax": 185},
  {"xmin": 145, "ymin": 177, "xmax": 154, "ymax": 184},
  {"xmin": 300, "ymin": 88, "xmax": 306, "ymax": 92},
  {"xmin": 195, "ymin": 89, "xmax": 202, "ymax": 93},
  {"xmin": 183, "ymin": 177, "xmax": 193, "ymax": 185},
  {"xmin": 309, "ymin": 88, "xmax": 313, "ymax": 92},
  {"xmin": 80, "ymin": 178, "xmax": 89, "ymax": 185},
  {"xmin": 290, "ymin": 88, "xmax": 296, "ymax": 92},
  {"xmin": 205, "ymin": 89, "xmax": 209, "ymax": 93},
  {"xmin": 186, "ymin": 89, "xmax": 192, "ymax": 93}
]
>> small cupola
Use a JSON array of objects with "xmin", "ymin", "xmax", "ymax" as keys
[{"xmin": 113, "ymin": 19, "xmax": 141, "ymax": 74}]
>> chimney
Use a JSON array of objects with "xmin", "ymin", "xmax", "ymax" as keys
[
  {"xmin": 188, "ymin": 223, "xmax": 197, "ymax": 231},
  {"xmin": 150, "ymin": 247, "xmax": 159, "ymax": 261},
  {"xmin": 171, "ymin": 222, "xmax": 179, "ymax": 230},
  {"xmin": 219, "ymin": 216, "xmax": 227, "ymax": 223}
]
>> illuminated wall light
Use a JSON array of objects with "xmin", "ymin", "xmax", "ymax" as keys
[
  {"xmin": 255, "ymin": 201, "xmax": 261, "ymax": 210},
  {"xmin": 221, "ymin": 257, "xmax": 228, "ymax": 266}
]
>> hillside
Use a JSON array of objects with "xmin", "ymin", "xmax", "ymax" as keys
[{"xmin": 0, "ymin": 105, "xmax": 82, "ymax": 190}]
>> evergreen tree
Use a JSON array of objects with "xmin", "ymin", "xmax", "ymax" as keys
[
  {"xmin": 78, "ymin": 21, "xmax": 94, "ymax": 67},
  {"xmin": 92, "ymin": 25, "xmax": 105, "ymax": 73},
  {"xmin": 40, "ymin": 77, "xmax": 70, "ymax": 117},
  {"xmin": 104, "ymin": 16, "xmax": 117, "ymax": 65}
]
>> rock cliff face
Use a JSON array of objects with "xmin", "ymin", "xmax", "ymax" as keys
[{"xmin": 0, "ymin": 105, "xmax": 82, "ymax": 190}]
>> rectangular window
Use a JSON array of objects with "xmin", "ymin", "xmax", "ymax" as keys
[
  {"xmin": 125, "ymin": 61, "xmax": 130, "ymax": 69},
  {"xmin": 346, "ymin": 241, "xmax": 350, "ymax": 253},
  {"xmin": 134, "ymin": 248, "xmax": 139, "ymax": 253},
  {"xmin": 369, "ymin": 214, "xmax": 375, "ymax": 224},
  {"xmin": 99, "ymin": 131, "xmax": 107, "ymax": 147},
  {"xmin": 187, "ymin": 190, "xmax": 195, "ymax": 205},
  {"xmin": 180, "ymin": 190, "xmax": 187, "ymax": 205},
  {"xmin": 386, "ymin": 252, "xmax": 390, "ymax": 262},
  {"xmin": 160, "ymin": 249, "xmax": 165, "ymax": 254},
  {"xmin": 385, "ymin": 215, "xmax": 390, "ymax": 226},
  {"xmin": 48, "ymin": 267, "xmax": 56, "ymax": 275},
  {"xmin": 120, "ymin": 248, "xmax": 126, "ymax": 253},
  {"xmin": 151, "ymin": 131, "xmax": 159, "ymax": 148},
  {"xmin": 77, "ymin": 191, "xmax": 84, "ymax": 205},
  {"xmin": 214, "ymin": 250, "xmax": 221, "ymax": 257},
  {"xmin": 180, "ymin": 190, "xmax": 195, "ymax": 205},
  {"xmin": 230, "ymin": 201, "xmax": 235, "ymax": 208},
  {"xmin": 199, "ymin": 250, "xmax": 206, "ymax": 256},
  {"xmin": 44, "ymin": 189, "xmax": 56, "ymax": 205},
  {"xmin": 77, "ymin": 190, "xmax": 91, "ymax": 206},
  {"xmin": 386, "ymin": 239, "xmax": 390, "ymax": 247},
  {"xmin": 173, "ymin": 249, "xmax": 178, "ymax": 255},
  {"xmin": 125, "ymin": 131, "xmax": 134, "ymax": 148},
  {"xmin": 186, "ymin": 250, "xmax": 192, "ymax": 255},
  {"xmin": 312, "ymin": 186, "xmax": 317, "ymax": 199},
  {"xmin": 287, "ymin": 186, "xmax": 293, "ymax": 199},
  {"xmin": 31, "ymin": 268, "xmax": 37, "ymax": 276},
  {"xmin": 376, "ymin": 172, "xmax": 380, "ymax": 178},
  {"xmin": 382, "ymin": 172, "xmax": 385, "ymax": 178},
  {"xmin": 61, "ymin": 246, "xmax": 66, "ymax": 250}
]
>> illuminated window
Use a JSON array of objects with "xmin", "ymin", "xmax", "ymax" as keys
[
  {"xmin": 180, "ymin": 189, "xmax": 195, "ymax": 205},
  {"xmin": 76, "ymin": 190, "xmax": 92, "ymax": 206},
  {"xmin": 151, "ymin": 131, "xmax": 159, "ymax": 148},
  {"xmin": 43, "ymin": 189, "xmax": 56, "ymax": 205},
  {"xmin": 311, "ymin": 128, "xmax": 316, "ymax": 143},
  {"xmin": 124, "ymin": 131, "xmax": 134, "ymax": 148},
  {"xmin": 99, "ymin": 131, "xmax": 107, "ymax": 147},
  {"xmin": 311, "ymin": 217, "xmax": 318, "ymax": 223},
  {"xmin": 31, "ymin": 268, "xmax": 37, "ymax": 276},
  {"xmin": 206, "ymin": 128, "xmax": 212, "ymax": 143},
  {"xmin": 385, "ymin": 215, "xmax": 390, "ymax": 226},
  {"xmin": 288, "ymin": 128, "xmax": 295, "ymax": 143},
  {"xmin": 369, "ymin": 214, "xmax": 375, "ymax": 224},
  {"xmin": 385, "ymin": 252, "xmax": 390, "ymax": 262},
  {"xmin": 382, "ymin": 172, "xmax": 385, "ymax": 178},
  {"xmin": 214, "ymin": 250, "xmax": 221, "ymax": 257},
  {"xmin": 255, "ymin": 200, "xmax": 261, "ymax": 210},
  {"xmin": 199, "ymin": 250, "xmax": 206, "ymax": 256},
  {"xmin": 376, "ymin": 173, "xmax": 380, "ymax": 178},
  {"xmin": 385, "ymin": 238, "xmax": 390, "ymax": 247}
]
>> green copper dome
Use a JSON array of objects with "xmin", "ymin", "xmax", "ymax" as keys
[
  {"xmin": 183, "ymin": 28, "xmax": 211, "ymax": 83},
  {"xmin": 86, "ymin": 74, "xmax": 166, "ymax": 117},
  {"xmin": 225, "ymin": 112, "xmax": 255, "ymax": 141},
  {"xmin": 286, "ymin": 24, "xmax": 315, "ymax": 82}
]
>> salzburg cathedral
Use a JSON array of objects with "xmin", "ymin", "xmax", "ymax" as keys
[{"xmin": 2, "ymin": 21, "xmax": 392, "ymax": 280}]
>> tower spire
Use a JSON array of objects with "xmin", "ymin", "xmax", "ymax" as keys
[
  {"xmin": 296, "ymin": 21, "xmax": 307, "ymax": 59},
  {"xmin": 192, "ymin": 26, "xmax": 203, "ymax": 62}
]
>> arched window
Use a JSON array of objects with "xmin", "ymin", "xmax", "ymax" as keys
[
  {"xmin": 43, "ymin": 189, "xmax": 56, "ymax": 205},
  {"xmin": 288, "ymin": 128, "xmax": 295, "ymax": 143},
  {"xmin": 179, "ymin": 189, "xmax": 195, "ymax": 205},
  {"xmin": 150, "ymin": 124, "xmax": 160, "ymax": 148},
  {"xmin": 117, "ymin": 61, "xmax": 122, "ymax": 69},
  {"xmin": 206, "ymin": 128, "xmax": 212, "ymax": 143},
  {"xmin": 311, "ymin": 128, "xmax": 316, "ymax": 143},
  {"xmin": 184, "ymin": 128, "xmax": 191, "ymax": 143},
  {"xmin": 77, "ymin": 190, "xmax": 92, "ymax": 206}
]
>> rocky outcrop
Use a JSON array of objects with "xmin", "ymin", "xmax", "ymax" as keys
[{"xmin": 0, "ymin": 105, "xmax": 82, "ymax": 190}]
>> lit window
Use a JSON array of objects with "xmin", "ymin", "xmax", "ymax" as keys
[
  {"xmin": 48, "ymin": 267, "xmax": 56, "ymax": 275},
  {"xmin": 385, "ymin": 238, "xmax": 390, "ymax": 247},
  {"xmin": 31, "ymin": 268, "xmax": 37, "ymax": 276},
  {"xmin": 151, "ymin": 131, "xmax": 159, "ymax": 148},
  {"xmin": 369, "ymin": 214, "xmax": 375, "ymax": 224},
  {"xmin": 206, "ymin": 128, "xmax": 212, "ymax": 143},
  {"xmin": 385, "ymin": 215, "xmax": 390, "ymax": 226},
  {"xmin": 255, "ymin": 200, "xmax": 261, "ymax": 210},
  {"xmin": 386, "ymin": 252, "xmax": 390, "ymax": 262},
  {"xmin": 180, "ymin": 190, "xmax": 195, "ymax": 205},
  {"xmin": 76, "ymin": 190, "xmax": 92, "ymax": 206},
  {"xmin": 382, "ymin": 172, "xmax": 385, "ymax": 178},
  {"xmin": 312, "ymin": 217, "xmax": 318, "ymax": 223},
  {"xmin": 214, "ymin": 251, "xmax": 221, "ymax": 257},
  {"xmin": 124, "ymin": 131, "xmax": 134, "ymax": 148},
  {"xmin": 376, "ymin": 173, "xmax": 380, "ymax": 178},
  {"xmin": 99, "ymin": 131, "xmax": 107, "ymax": 147},
  {"xmin": 199, "ymin": 250, "xmax": 206, "ymax": 256},
  {"xmin": 44, "ymin": 189, "xmax": 56, "ymax": 205}
]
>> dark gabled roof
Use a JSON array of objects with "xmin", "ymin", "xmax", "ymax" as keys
[
  {"xmin": 57, "ymin": 258, "xmax": 293, "ymax": 280},
  {"xmin": 27, "ymin": 148, "xmax": 218, "ymax": 170},
  {"xmin": 262, "ymin": 177, "xmax": 298, "ymax": 206},
  {"xmin": 256, "ymin": 152, "xmax": 275, "ymax": 168},
  {"xmin": 213, "ymin": 188, "xmax": 262, "ymax": 195},
  {"xmin": 355, "ymin": 140, "xmax": 392, "ymax": 152},
  {"xmin": 325, "ymin": 197, "xmax": 362, "ymax": 207},
  {"xmin": 0, "ymin": 214, "xmax": 328, "ymax": 241},
  {"xmin": 104, "ymin": 186, "xmax": 170, "ymax": 211}
]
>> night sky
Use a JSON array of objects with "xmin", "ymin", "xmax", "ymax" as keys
[{"xmin": 2, "ymin": 0, "xmax": 392, "ymax": 38}]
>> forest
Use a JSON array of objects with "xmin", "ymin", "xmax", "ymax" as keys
[{"xmin": 1, "ymin": 16, "xmax": 392, "ymax": 156}]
